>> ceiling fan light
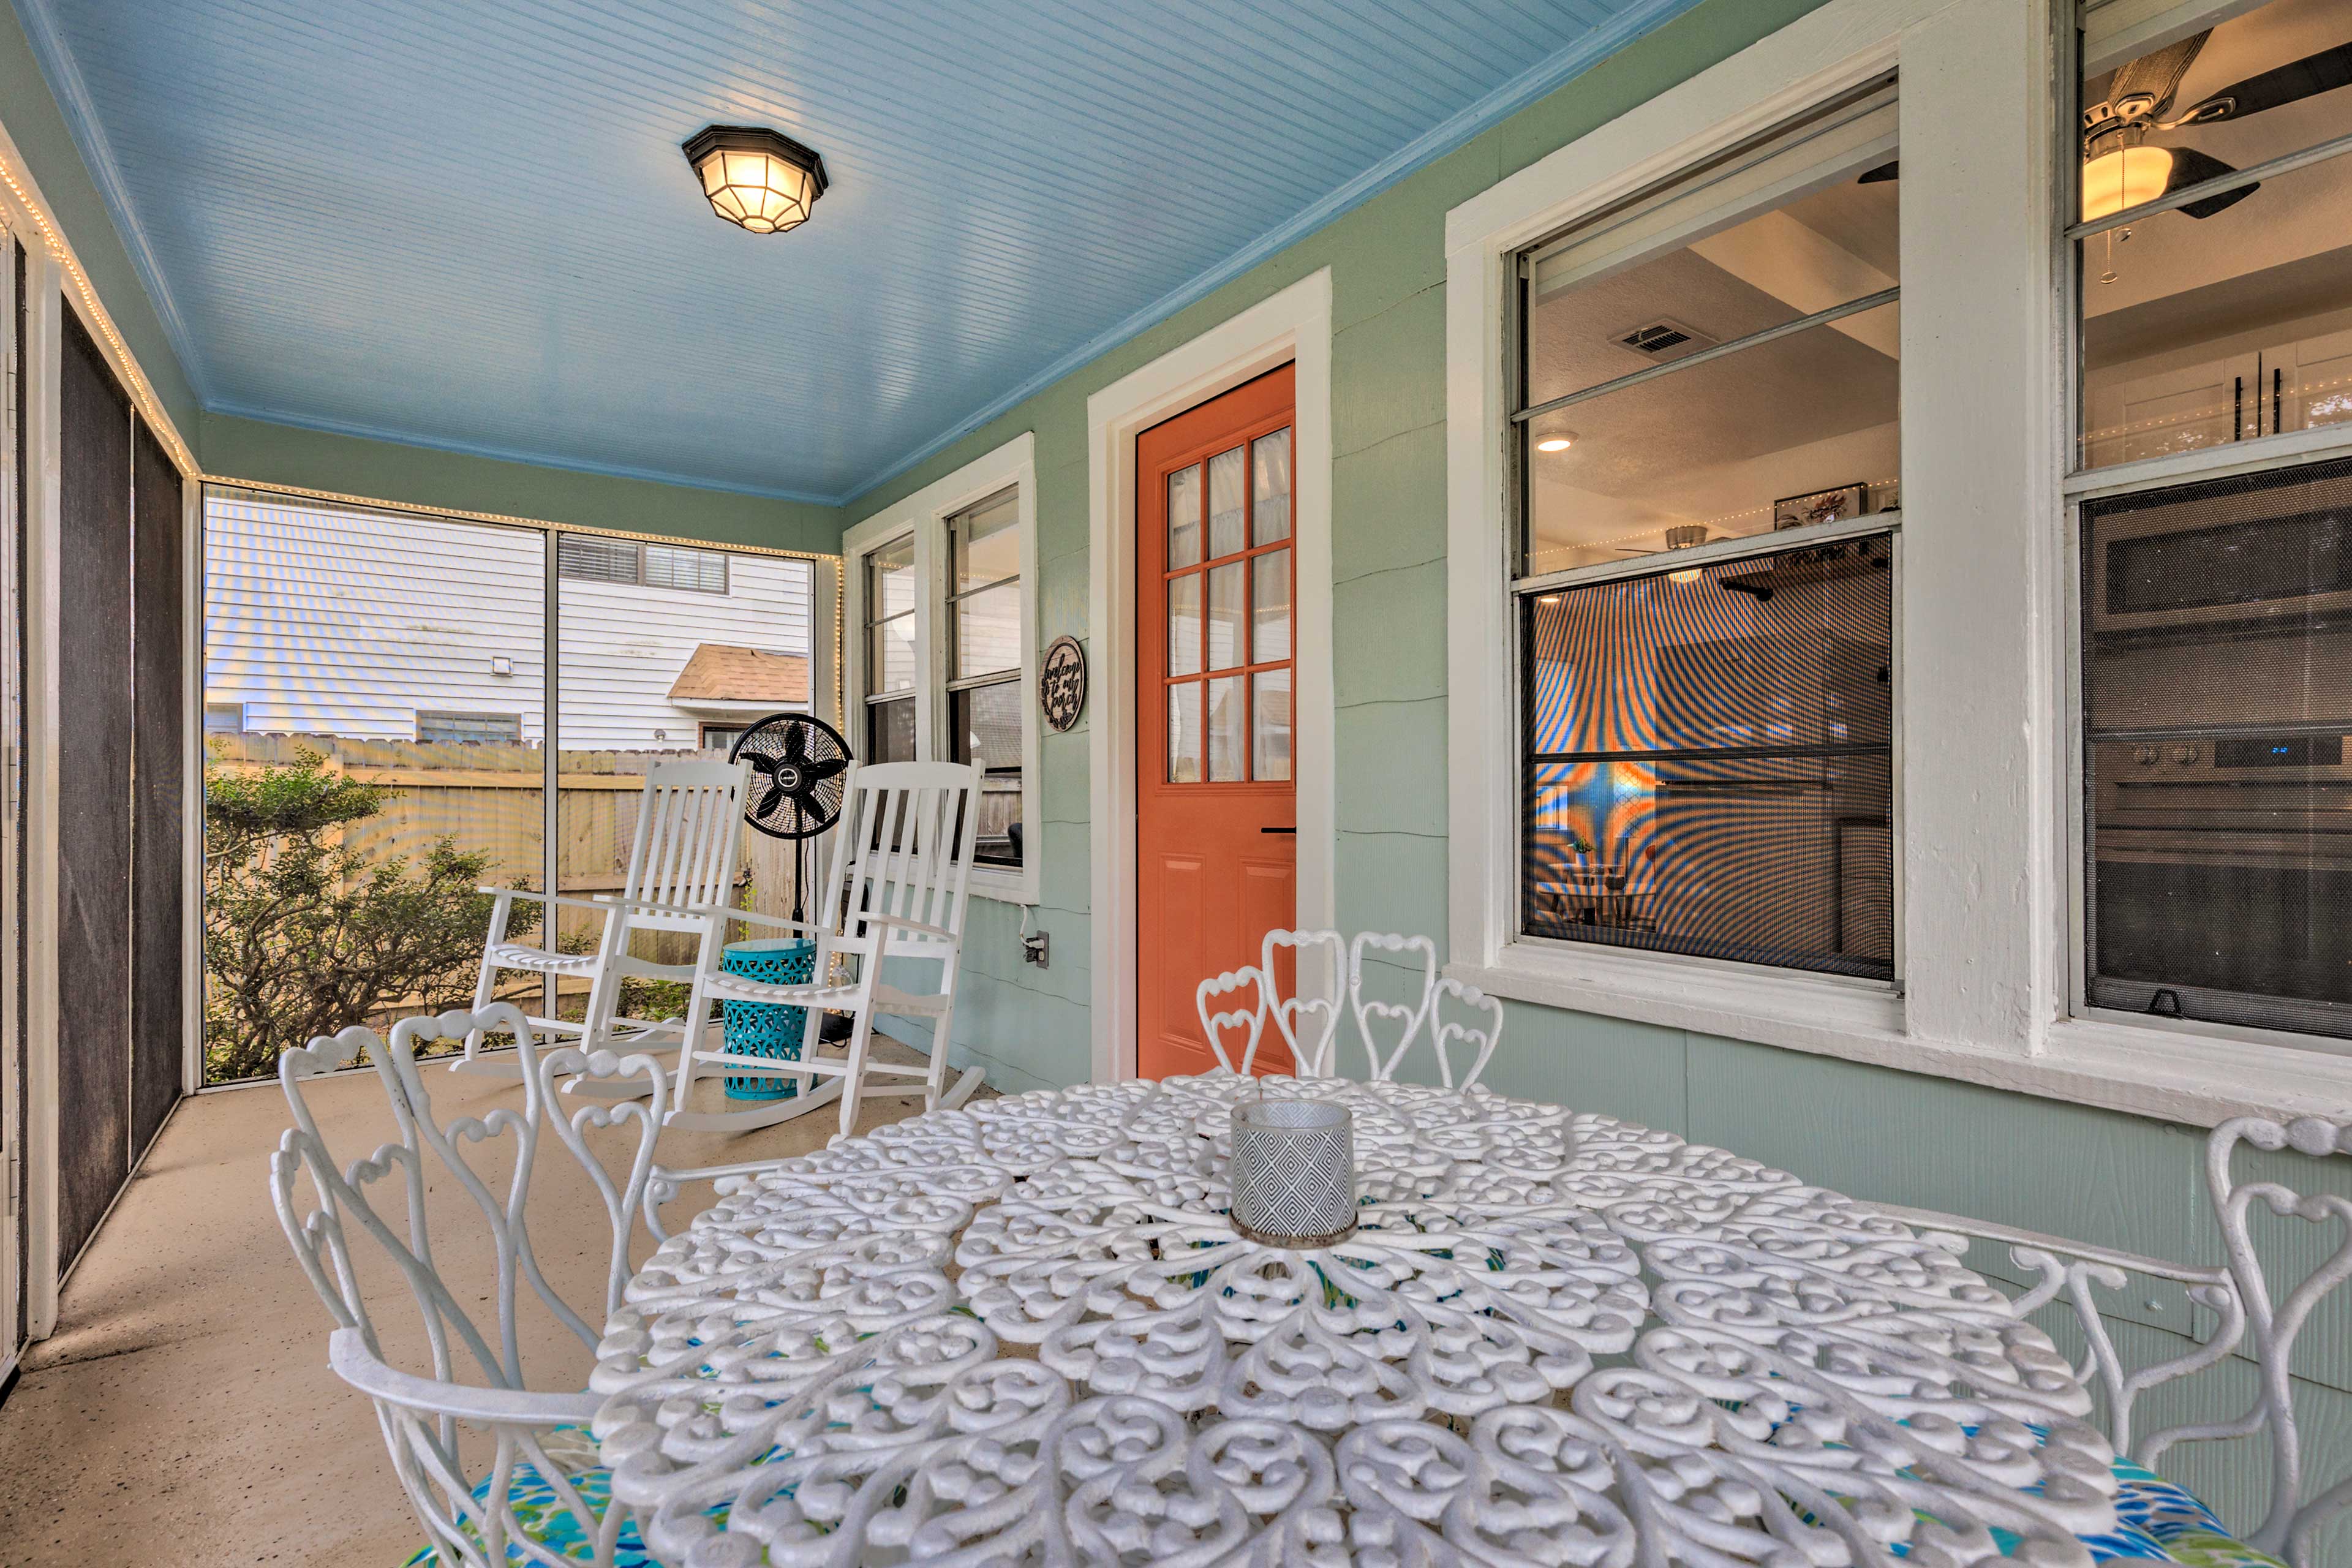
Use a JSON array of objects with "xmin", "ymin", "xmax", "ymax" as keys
[
  {"xmin": 2081, "ymin": 145, "xmax": 2173, "ymax": 222},
  {"xmin": 684, "ymin": 125, "xmax": 829, "ymax": 235}
]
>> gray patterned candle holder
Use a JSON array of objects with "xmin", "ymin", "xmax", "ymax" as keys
[{"xmin": 1230, "ymin": 1098, "xmax": 1355, "ymax": 1247}]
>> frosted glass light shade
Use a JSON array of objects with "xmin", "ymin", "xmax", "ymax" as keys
[
  {"xmin": 684, "ymin": 125, "xmax": 829, "ymax": 235},
  {"xmin": 2081, "ymin": 145, "xmax": 2173, "ymax": 222}
]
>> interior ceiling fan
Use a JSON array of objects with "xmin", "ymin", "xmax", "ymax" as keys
[{"xmin": 1856, "ymin": 27, "xmax": 2352, "ymax": 220}]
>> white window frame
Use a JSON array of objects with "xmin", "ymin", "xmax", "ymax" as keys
[
  {"xmin": 1445, "ymin": 0, "xmax": 2352, "ymax": 1126},
  {"xmin": 843, "ymin": 432, "xmax": 1041, "ymax": 906}
]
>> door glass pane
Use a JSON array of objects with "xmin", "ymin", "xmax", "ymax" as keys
[
  {"xmin": 1168, "ymin": 573, "xmax": 1202, "ymax": 677},
  {"xmin": 1253, "ymin": 429, "xmax": 1292, "ymax": 545},
  {"xmin": 954, "ymin": 581, "xmax": 1020, "ymax": 680},
  {"xmin": 954, "ymin": 488, "xmax": 1020, "ymax": 590},
  {"xmin": 1167, "ymin": 465, "xmax": 1202, "ymax": 569},
  {"xmin": 559, "ymin": 551, "xmax": 817, "ymax": 1028},
  {"xmin": 1207, "ymin": 561, "xmax": 1244, "ymax": 669},
  {"xmin": 1253, "ymin": 669, "xmax": 1291, "ymax": 781},
  {"xmin": 201, "ymin": 491, "xmax": 544, "ymax": 1084},
  {"xmin": 1169, "ymin": 682, "xmax": 1202, "ymax": 783},
  {"xmin": 1208, "ymin": 445, "xmax": 1247, "ymax": 557},
  {"xmin": 1207, "ymin": 674, "xmax": 1244, "ymax": 782},
  {"xmin": 1252, "ymin": 551, "xmax": 1290, "ymax": 663}
]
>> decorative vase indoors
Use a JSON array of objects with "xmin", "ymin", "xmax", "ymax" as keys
[{"xmin": 1229, "ymin": 1098, "xmax": 1355, "ymax": 1246}]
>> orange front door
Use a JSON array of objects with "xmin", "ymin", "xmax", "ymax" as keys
[{"xmin": 1137, "ymin": 365, "xmax": 1297, "ymax": 1077}]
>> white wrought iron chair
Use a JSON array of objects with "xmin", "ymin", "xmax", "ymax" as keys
[
  {"xmin": 664, "ymin": 759, "xmax": 984, "ymax": 1140},
  {"xmin": 271, "ymin": 1005, "xmax": 671, "ymax": 1568},
  {"xmin": 457, "ymin": 758, "xmax": 748, "ymax": 1087},
  {"xmin": 1877, "ymin": 1115, "xmax": 2352, "ymax": 1568},
  {"xmin": 1194, "ymin": 927, "xmax": 1504, "ymax": 1088}
]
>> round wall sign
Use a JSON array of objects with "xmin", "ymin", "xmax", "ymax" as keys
[{"xmin": 1039, "ymin": 635, "xmax": 1087, "ymax": 733}]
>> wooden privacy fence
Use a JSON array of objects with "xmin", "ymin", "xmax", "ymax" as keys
[{"xmin": 208, "ymin": 733, "xmax": 800, "ymax": 1000}]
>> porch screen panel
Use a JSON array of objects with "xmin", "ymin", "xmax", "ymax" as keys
[
  {"xmin": 554, "ymin": 547, "xmax": 817, "ymax": 1021},
  {"xmin": 200, "ymin": 491, "xmax": 545, "ymax": 1083},
  {"xmin": 56, "ymin": 308, "xmax": 132, "ymax": 1266},
  {"xmin": 130, "ymin": 419, "xmax": 184, "ymax": 1155},
  {"xmin": 1521, "ymin": 537, "xmax": 1894, "ymax": 978}
]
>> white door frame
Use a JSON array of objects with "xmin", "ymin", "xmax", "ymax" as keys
[{"xmin": 1085, "ymin": 269, "xmax": 1335, "ymax": 1084}]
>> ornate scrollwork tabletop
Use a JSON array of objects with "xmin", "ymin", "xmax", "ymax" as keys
[{"xmin": 592, "ymin": 1074, "xmax": 2124, "ymax": 1566}]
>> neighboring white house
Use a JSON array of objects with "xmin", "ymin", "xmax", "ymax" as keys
[{"xmin": 204, "ymin": 489, "xmax": 814, "ymax": 749}]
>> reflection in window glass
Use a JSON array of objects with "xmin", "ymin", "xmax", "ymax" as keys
[
  {"xmin": 1520, "ymin": 149, "xmax": 1899, "ymax": 576},
  {"xmin": 2077, "ymin": 0, "xmax": 2352, "ymax": 469},
  {"xmin": 944, "ymin": 488, "xmax": 1025, "ymax": 867},
  {"xmin": 953, "ymin": 681, "xmax": 1023, "ymax": 865}
]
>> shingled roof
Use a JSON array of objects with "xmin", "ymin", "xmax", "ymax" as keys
[{"xmin": 666, "ymin": 643, "xmax": 811, "ymax": 706}]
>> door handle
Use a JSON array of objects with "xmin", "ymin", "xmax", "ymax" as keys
[{"xmin": 1260, "ymin": 826, "xmax": 1295, "ymax": 834}]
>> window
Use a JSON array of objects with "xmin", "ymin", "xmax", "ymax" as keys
[
  {"xmin": 2075, "ymin": 0, "xmax": 2352, "ymax": 1041},
  {"xmin": 948, "ymin": 488, "xmax": 1025, "ymax": 865},
  {"xmin": 698, "ymin": 723, "xmax": 745, "ymax": 753},
  {"xmin": 417, "ymin": 710, "xmax": 522, "ymax": 745},
  {"xmin": 863, "ymin": 535, "xmax": 917, "ymax": 764},
  {"xmin": 844, "ymin": 435, "xmax": 1038, "ymax": 900},
  {"xmin": 557, "ymin": 533, "xmax": 728, "ymax": 594},
  {"xmin": 1511, "ymin": 85, "xmax": 1900, "ymax": 981},
  {"xmin": 203, "ymin": 701, "xmax": 243, "ymax": 735}
]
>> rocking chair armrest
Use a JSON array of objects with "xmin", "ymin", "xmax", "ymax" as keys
[
  {"xmin": 328, "ymin": 1329, "xmax": 602, "ymax": 1425},
  {"xmin": 598, "ymin": 895, "xmax": 734, "ymax": 923},
  {"xmin": 689, "ymin": 905, "xmax": 829, "ymax": 938},
  {"xmin": 858, "ymin": 913, "xmax": 957, "ymax": 944},
  {"xmin": 477, "ymin": 886, "xmax": 623, "ymax": 917}
]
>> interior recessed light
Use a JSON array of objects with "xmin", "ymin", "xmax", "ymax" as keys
[{"xmin": 1535, "ymin": 435, "xmax": 1575, "ymax": 452}]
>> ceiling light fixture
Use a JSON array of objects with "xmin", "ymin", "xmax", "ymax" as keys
[
  {"xmin": 1665, "ymin": 524, "xmax": 1710, "ymax": 584},
  {"xmin": 1535, "ymin": 432, "xmax": 1577, "ymax": 453},
  {"xmin": 683, "ymin": 124, "xmax": 829, "ymax": 235},
  {"xmin": 2079, "ymin": 144, "xmax": 2173, "ymax": 222}
]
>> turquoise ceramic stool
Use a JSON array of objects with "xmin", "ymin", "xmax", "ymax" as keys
[{"xmin": 719, "ymin": 938, "xmax": 816, "ymax": 1101}]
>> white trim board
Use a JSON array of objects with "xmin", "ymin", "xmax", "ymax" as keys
[
  {"xmin": 844, "ymin": 432, "xmax": 1041, "ymax": 908},
  {"xmin": 1442, "ymin": 0, "xmax": 2352, "ymax": 1128},
  {"xmin": 1085, "ymin": 269, "xmax": 1336, "ymax": 1085}
]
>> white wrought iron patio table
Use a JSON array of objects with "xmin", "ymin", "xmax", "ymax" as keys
[{"xmin": 587, "ymin": 1071, "xmax": 2152, "ymax": 1566}]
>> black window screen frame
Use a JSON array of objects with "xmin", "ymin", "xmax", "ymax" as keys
[
  {"xmin": 1517, "ymin": 531, "xmax": 1898, "ymax": 982},
  {"xmin": 2079, "ymin": 453, "xmax": 2352, "ymax": 1045}
]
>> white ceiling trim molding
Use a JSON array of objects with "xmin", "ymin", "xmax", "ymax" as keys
[{"xmin": 13, "ymin": 0, "xmax": 209, "ymax": 406}]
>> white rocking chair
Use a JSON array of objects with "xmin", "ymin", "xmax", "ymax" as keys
[
  {"xmin": 1195, "ymin": 927, "xmax": 1504, "ymax": 1088},
  {"xmin": 665, "ymin": 759, "xmax": 985, "ymax": 1140},
  {"xmin": 455, "ymin": 758, "xmax": 748, "ymax": 1087}
]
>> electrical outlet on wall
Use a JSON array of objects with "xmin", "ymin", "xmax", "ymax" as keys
[{"xmin": 1022, "ymin": 929, "xmax": 1049, "ymax": 968}]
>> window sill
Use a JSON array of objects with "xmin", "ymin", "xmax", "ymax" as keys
[
  {"xmin": 968, "ymin": 864, "xmax": 1037, "ymax": 907},
  {"xmin": 1449, "ymin": 941, "xmax": 2352, "ymax": 1128}
]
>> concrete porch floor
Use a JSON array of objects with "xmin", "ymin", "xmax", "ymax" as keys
[{"xmin": 0, "ymin": 1038, "xmax": 976, "ymax": 1566}]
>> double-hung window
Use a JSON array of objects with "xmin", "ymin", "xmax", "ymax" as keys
[
  {"xmin": 2073, "ymin": 0, "xmax": 2352, "ymax": 1042},
  {"xmin": 843, "ymin": 434, "xmax": 1039, "ymax": 900},
  {"xmin": 1510, "ymin": 81, "xmax": 1901, "ymax": 982}
]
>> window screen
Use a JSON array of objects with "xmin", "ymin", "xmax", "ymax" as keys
[
  {"xmin": 557, "ymin": 534, "xmax": 637, "ymax": 584},
  {"xmin": 2082, "ymin": 453, "xmax": 2352, "ymax": 1039},
  {"xmin": 947, "ymin": 488, "xmax": 1022, "ymax": 865},
  {"xmin": 644, "ymin": 543, "xmax": 728, "ymax": 594},
  {"xmin": 1522, "ymin": 534, "xmax": 1894, "ymax": 978}
]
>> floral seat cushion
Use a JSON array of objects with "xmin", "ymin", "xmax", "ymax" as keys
[
  {"xmin": 402, "ymin": 1427, "xmax": 2285, "ymax": 1566},
  {"xmin": 401, "ymin": 1426, "xmax": 728, "ymax": 1568}
]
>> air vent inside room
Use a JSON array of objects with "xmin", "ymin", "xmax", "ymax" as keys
[{"xmin": 1615, "ymin": 318, "xmax": 1714, "ymax": 361}]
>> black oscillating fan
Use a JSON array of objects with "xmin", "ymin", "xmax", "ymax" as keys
[{"xmin": 728, "ymin": 713, "xmax": 851, "ymax": 925}]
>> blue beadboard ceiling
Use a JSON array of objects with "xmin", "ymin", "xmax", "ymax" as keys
[{"xmin": 21, "ymin": 0, "xmax": 1699, "ymax": 503}]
